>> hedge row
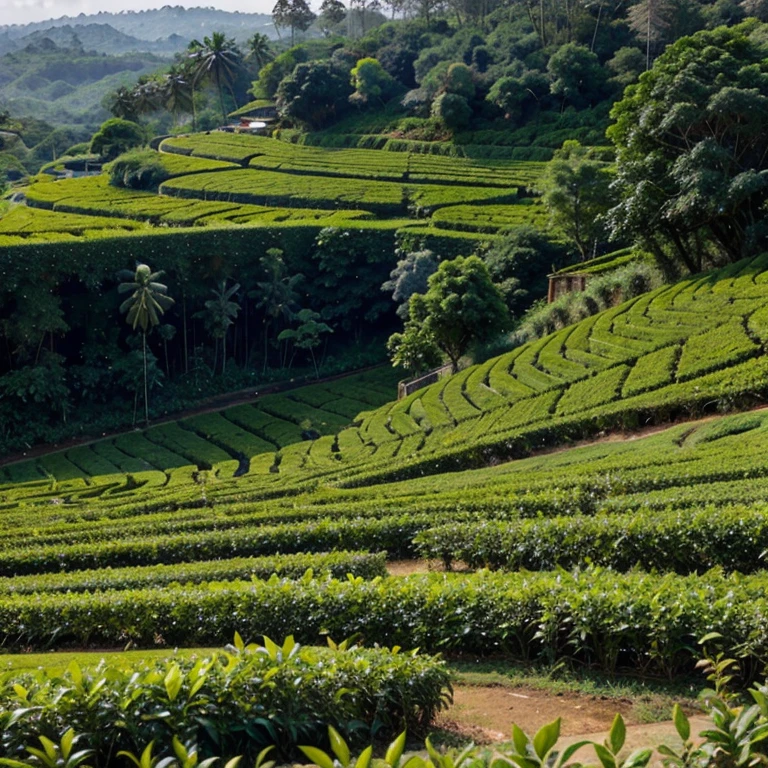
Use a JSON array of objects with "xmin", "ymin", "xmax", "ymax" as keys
[
  {"xmin": 0, "ymin": 514, "xmax": 445, "ymax": 576},
  {"xmin": 163, "ymin": 132, "xmax": 542, "ymax": 187},
  {"xmin": 414, "ymin": 505, "xmax": 768, "ymax": 574},
  {"xmin": 159, "ymin": 169, "xmax": 519, "ymax": 216},
  {"xmin": 2, "ymin": 569, "xmax": 768, "ymax": 680},
  {"xmin": 0, "ymin": 640, "xmax": 450, "ymax": 762},
  {"xmin": 339, "ymin": 353, "xmax": 768, "ymax": 487},
  {"xmin": 0, "ymin": 550, "xmax": 387, "ymax": 594}
]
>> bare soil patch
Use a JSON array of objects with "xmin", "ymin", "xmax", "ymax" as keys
[
  {"xmin": 436, "ymin": 685, "xmax": 635, "ymax": 743},
  {"xmin": 436, "ymin": 685, "xmax": 708, "ymax": 756},
  {"xmin": 386, "ymin": 559, "xmax": 472, "ymax": 576}
]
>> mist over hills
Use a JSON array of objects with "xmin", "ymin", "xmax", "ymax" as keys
[
  {"xmin": 0, "ymin": 6, "xmax": 276, "ymax": 53},
  {"xmin": 0, "ymin": 24, "xmax": 190, "ymax": 57},
  {"xmin": 0, "ymin": 6, "xmax": 277, "ymax": 132}
]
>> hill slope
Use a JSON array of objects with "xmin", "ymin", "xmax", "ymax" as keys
[
  {"xmin": 4, "ymin": 253, "xmax": 768, "ymax": 498},
  {"xmin": 3, "ymin": 257, "xmax": 768, "ymax": 676}
]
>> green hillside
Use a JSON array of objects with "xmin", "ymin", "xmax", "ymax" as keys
[
  {"xmin": 0, "ymin": 255, "xmax": 767, "ymax": 680},
  {"xmin": 0, "ymin": 40, "xmax": 167, "ymax": 128},
  {"xmin": 5, "ymin": 254, "xmax": 768, "ymax": 499},
  {"xmin": 16, "ymin": 132, "xmax": 545, "ymax": 240},
  {"xmin": 5, "ymin": 11, "xmax": 768, "ymax": 767}
]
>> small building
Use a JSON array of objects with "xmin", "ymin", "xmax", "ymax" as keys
[
  {"xmin": 228, "ymin": 100, "xmax": 277, "ymax": 134},
  {"xmin": 547, "ymin": 272, "xmax": 587, "ymax": 302},
  {"xmin": 546, "ymin": 248, "xmax": 638, "ymax": 302}
]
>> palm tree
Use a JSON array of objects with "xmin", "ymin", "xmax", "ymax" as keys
[
  {"xmin": 132, "ymin": 79, "xmax": 162, "ymax": 117},
  {"xmin": 118, "ymin": 264, "xmax": 174, "ymax": 427},
  {"xmin": 197, "ymin": 280, "xmax": 241, "ymax": 374},
  {"xmin": 106, "ymin": 86, "xmax": 140, "ymax": 121},
  {"xmin": 184, "ymin": 40, "xmax": 204, "ymax": 130},
  {"xmin": 250, "ymin": 248, "xmax": 302, "ymax": 372},
  {"xmin": 246, "ymin": 33, "xmax": 274, "ymax": 70},
  {"xmin": 162, "ymin": 69, "xmax": 194, "ymax": 127},
  {"xmin": 190, "ymin": 32, "xmax": 243, "ymax": 122}
]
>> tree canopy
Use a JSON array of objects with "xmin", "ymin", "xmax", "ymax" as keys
[
  {"xmin": 89, "ymin": 118, "xmax": 146, "ymax": 161},
  {"xmin": 538, "ymin": 140, "xmax": 614, "ymax": 260},
  {"xmin": 607, "ymin": 20, "xmax": 768, "ymax": 270},
  {"xmin": 276, "ymin": 60, "xmax": 353, "ymax": 128},
  {"xmin": 389, "ymin": 255, "xmax": 509, "ymax": 373}
]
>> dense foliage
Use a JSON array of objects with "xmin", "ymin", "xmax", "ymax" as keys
[
  {"xmin": 0, "ymin": 637, "xmax": 451, "ymax": 761},
  {"xmin": 608, "ymin": 21, "xmax": 768, "ymax": 270}
]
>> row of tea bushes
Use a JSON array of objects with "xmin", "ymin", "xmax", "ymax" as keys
[
  {"xmin": 2, "ymin": 569, "xmax": 768, "ymax": 679},
  {"xmin": 414, "ymin": 505, "xmax": 768, "ymax": 574},
  {"xmin": 0, "ymin": 551, "xmax": 387, "ymax": 595},
  {"xmin": 0, "ymin": 637, "xmax": 450, "ymax": 762}
]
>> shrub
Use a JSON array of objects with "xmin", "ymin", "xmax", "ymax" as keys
[
  {"xmin": 0, "ymin": 636, "xmax": 451, "ymax": 761},
  {"xmin": 108, "ymin": 149, "xmax": 170, "ymax": 190},
  {"xmin": 89, "ymin": 118, "xmax": 146, "ymax": 161}
]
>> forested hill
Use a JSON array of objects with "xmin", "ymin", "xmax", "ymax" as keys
[
  {"xmin": 0, "ymin": 41, "xmax": 168, "ymax": 128},
  {"xmin": 0, "ymin": 7, "xmax": 276, "ymax": 48},
  {"xmin": 0, "ymin": 24, "xmax": 187, "ymax": 57}
]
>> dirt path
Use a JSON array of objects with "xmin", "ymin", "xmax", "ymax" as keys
[
  {"xmin": 436, "ymin": 685, "xmax": 706, "ymax": 754},
  {"xmin": 436, "ymin": 686, "xmax": 635, "ymax": 742}
]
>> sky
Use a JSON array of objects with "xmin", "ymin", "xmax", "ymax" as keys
[{"xmin": 0, "ymin": 1, "xmax": 276, "ymax": 27}]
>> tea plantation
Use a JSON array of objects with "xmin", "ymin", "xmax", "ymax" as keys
[
  {"xmin": 13, "ymin": 132, "xmax": 545, "ymax": 245},
  {"xmin": 2, "ymin": 253, "xmax": 768, "ymax": 688}
]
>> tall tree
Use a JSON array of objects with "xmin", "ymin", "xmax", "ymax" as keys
[
  {"xmin": 319, "ymin": 0, "xmax": 347, "ymax": 34},
  {"xmin": 272, "ymin": 0, "xmax": 316, "ymax": 45},
  {"xmin": 537, "ymin": 140, "xmax": 614, "ymax": 260},
  {"xmin": 161, "ymin": 69, "xmax": 194, "ymax": 126},
  {"xmin": 389, "ymin": 255, "xmax": 509, "ymax": 373},
  {"xmin": 381, "ymin": 249, "xmax": 438, "ymax": 319},
  {"xmin": 278, "ymin": 309, "xmax": 333, "ymax": 377},
  {"xmin": 276, "ymin": 60, "xmax": 353, "ymax": 129},
  {"xmin": 132, "ymin": 79, "xmax": 162, "ymax": 117},
  {"xmin": 547, "ymin": 43, "xmax": 607, "ymax": 109},
  {"xmin": 349, "ymin": 0, "xmax": 381, "ymax": 34},
  {"xmin": 626, "ymin": 0, "xmax": 702, "ymax": 69},
  {"xmin": 105, "ymin": 86, "xmax": 139, "ymax": 122},
  {"xmin": 118, "ymin": 264, "xmax": 174, "ymax": 427},
  {"xmin": 607, "ymin": 20, "xmax": 768, "ymax": 269},
  {"xmin": 246, "ymin": 33, "xmax": 275, "ymax": 71},
  {"xmin": 190, "ymin": 32, "xmax": 243, "ymax": 122},
  {"xmin": 250, "ymin": 248, "xmax": 301, "ymax": 372},
  {"xmin": 197, "ymin": 280, "xmax": 241, "ymax": 375},
  {"xmin": 628, "ymin": 0, "xmax": 664, "ymax": 70}
]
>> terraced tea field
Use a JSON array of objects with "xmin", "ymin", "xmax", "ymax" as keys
[
  {"xmin": 3, "ymin": 255, "xmax": 768, "ymax": 682},
  {"xmin": 12, "ymin": 131, "xmax": 545, "ymax": 243}
]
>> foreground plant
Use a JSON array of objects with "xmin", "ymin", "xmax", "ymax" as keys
[{"xmin": 0, "ymin": 635, "xmax": 450, "ymax": 765}]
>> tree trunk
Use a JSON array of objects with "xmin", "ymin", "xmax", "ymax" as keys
[
  {"xmin": 591, "ymin": 0, "xmax": 602, "ymax": 52},
  {"xmin": 218, "ymin": 83, "xmax": 227, "ymax": 123},
  {"xmin": 142, "ymin": 332, "xmax": 149, "ymax": 428},
  {"xmin": 183, "ymin": 291, "xmax": 189, "ymax": 375},
  {"xmin": 310, "ymin": 347, "xmax": 319, "ymax": 379},
  {"xmin": 646, "ymin": 0, "xmax": 652, "ymax": 71},
  {"xmin": 244, "ymin": 297, "xmax": 249, "ymax": 370},
  {"xmin": 263, "ymin": 319, "xmax": 270, "ymax": 374}
]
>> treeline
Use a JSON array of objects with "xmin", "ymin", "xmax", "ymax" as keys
[{"xmin": 0, "ymin": 226, "xmax": 398, "ymax": 454}]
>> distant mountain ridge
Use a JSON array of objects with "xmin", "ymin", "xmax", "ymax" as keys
[
  {"xmin": 0, "ymin": 6, "xmax": 276, "ymax": 50},
  {"xmin": 0, "ymin": 24, "xmax": 188, "ymax": 57}
]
